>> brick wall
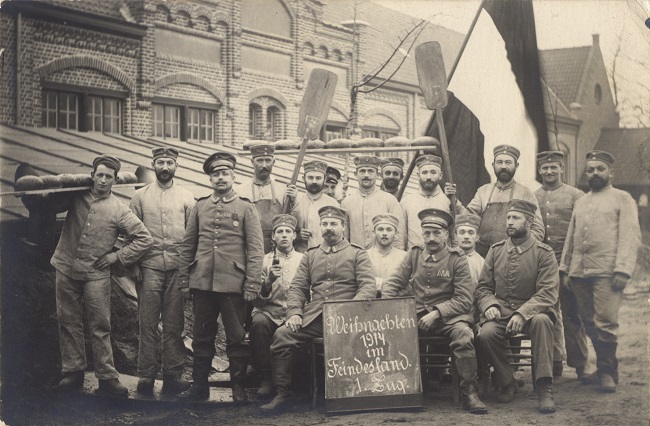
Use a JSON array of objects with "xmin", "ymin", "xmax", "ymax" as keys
[{"xmin": 0, "ymin": 13, "xmax": 16, "ymax": 124}]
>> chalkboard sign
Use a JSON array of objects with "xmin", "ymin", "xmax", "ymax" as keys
[{"xmin": 322, "ymin": 297, "xmax": 422, "ymax": 413}]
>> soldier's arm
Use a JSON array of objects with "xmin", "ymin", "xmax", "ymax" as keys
[
  {"xmin": 178, "ymin": 202, "xmax": 200, "ymax": 288},
  {"xmin": 614, "ymin": 193, "xmax": 641, "ymax": 277},
  {"xmin": 243, "ymin": 204, "xmax": 265, "ymax": 294},
  {"xmin": 116, "ymin": 206, "xmax": 153, "ymax": 266},
  {"xmin": 475, "ymin": 248, "xmax": 500, "ymax": 314},
  {"xmin": 516, "ymin": 248, "xmax": 559, "ymax": 320},
  {"xmin": 286, "ymin": 254, "xmax": 311, "ymax": 318},
  {"xmin": 381, "ymin": 250, "xmax": 413, "ymax": 298},
  {"xmin": 559, "ymin": 209, "xmax": 577, "ymax": 274},
  {"xmin": 352, "ymin": 249, "xmax": 379, "ymax": 300},
  {"xmin": 434, "ymin": 254, "xmax": 473, "ymax": 321},
  {"xmin": 129, "ymin": 189, "xmax": 143, "ymax": 221}
]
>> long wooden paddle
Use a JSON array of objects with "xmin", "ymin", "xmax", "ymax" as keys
[
  {"xmin": 283, "ymin": 69, "xmax": 338, "ymax": 213},
  {"xmin": 414, "ymin": 41, "xmax": 457, "ymax": 219}
]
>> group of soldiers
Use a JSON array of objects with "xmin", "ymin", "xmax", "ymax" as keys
[{"xmin": 49, "ymin": 141, "xmax": 641, "ymax": 416}]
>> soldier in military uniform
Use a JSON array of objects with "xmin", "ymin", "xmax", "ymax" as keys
[
  {"xmin": 177, "ymin": 152, "xmax": 264, "ymax": 403},
  {"xmin": 382, "ymin": 208, "xmax": 487, "ymax": 414},
  {"xmin": 475, "ymin": 199, "xmax": 559, "ymax": 414},
  {"xmin": 379, "ymin": 157, "xmax": 405, "ymax": 197},
  {"xmin": 323, "ymin": 166, "xmax": 342, "ymax": 201},
  {"xmin": 534, "ymin": 150, "xmax": 588, "ymax": 379},
  {"xmin": 260, "ymin": 205, "xmax": 377, "ymax": 412}
]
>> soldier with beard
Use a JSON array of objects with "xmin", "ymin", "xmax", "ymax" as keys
[
  {"xmin": 290, "ymin": 160, "xmax": 339, "ymax": 252},
  {"xmin": 401, "ymin": 155, "xmax": 466, "ymax": 247},
  {"xmin": 446, "ymin": 145, "xmax": 544, "ymax": 257},
  {"xmin": 560, "ymin": 151, "xmax": 640, "ymax": 393},
  {"xmin": 379, "ymin": 157, "xmax": 405, "ymax": 197},
  {"xmin": 129, "ymin": 147, "xmax": 196, "ymax": 396}
]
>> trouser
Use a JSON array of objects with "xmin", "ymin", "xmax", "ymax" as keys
[
  {"xmin": 571, "ymin": 277, "xmax": 622, "ymax": 379},
  {"xmin": 135, "ymin": 267, "xmax": 186, "ymax": 378},
  {"xmin": 417, "ymin": 313, "xmax": 478, "ymax": 389},
  {"xmin": 55, "ymin": 270, "xmax": 118, "ymax": 380},
  {"xmin": 192, "ymin": 290, "xmax": 250, "ymax": 359},
  {"xmin": 558, "ymin": 282, "xmax": 589, "ymax": 368},
  {"xmin": 270, "ymin": 315, "xmax": 323, "ymax": 394},
  {"xmin": 552, "ymin": 300, "xmax": 567, "ymax": 363},
  {"xmin": 249, "ymin": 312, "xmax": 281, "ymax": 375},
  {"xmin": 477, "ymin": 313, "xmax": 554, "ymax": 388}
]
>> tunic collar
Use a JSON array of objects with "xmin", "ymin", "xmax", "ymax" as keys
[
  {"xmin": 496, "ymin": 179, "xmax": 516, "ymax": 191},
  {"xmin": 418, "ymin": 185, "xmax": 441, "ymax": 198},
  {"xmin": 211, "ymin": 190, "xmax": 237, "ymax": 203},
  {"xmin": 422, "ymin": 245, "xmax": 448, "ymax": 262},
  {"xmin": 319, "ymin": 238, "xmax": 350, "ymax": 253},
  {"xmin": 506, "ymin": 236, "xmax": 535, "ymax": 254}
]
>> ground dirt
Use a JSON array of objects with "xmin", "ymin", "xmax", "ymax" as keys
[{"xmin": 1, "ymin": 225, "xmax": 649, "ymax": 426}]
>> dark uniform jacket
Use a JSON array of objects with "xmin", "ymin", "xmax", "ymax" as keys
[
  {"xmin": 475, "ymin": 237, "xmax": 559, "ymax": 323},
  {"xmin": 179, "ymin": 191, "xmax": 264, "ymax": 294},
  {"xmin": 286, "ymin": 239, "xmax": 377, "ymax": 327},
  {"xmin": 382, "ymin": 245, "xmax": 475, "ymax": 325}
]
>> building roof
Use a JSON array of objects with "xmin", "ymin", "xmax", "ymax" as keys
[
  {"xmin": 592, "ymin": 128, "xmax": 650, "ymax": 186},
  {"xmin": 539, "ymin": 46, "xmax": 591, "ymax": 107},
  {"xmin": 322, "ymin": 1, "xmax": 464, "ymax": 87}
]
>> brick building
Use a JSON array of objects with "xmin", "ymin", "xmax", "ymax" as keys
[{"xmin": 0, "ymin": 0, "xmax": 464, "ymax": 146}]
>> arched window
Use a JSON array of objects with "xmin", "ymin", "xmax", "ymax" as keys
[
  {"xmin": 249, "ymin": 96, "xmax": 285, "ymax": 141},
  {"xmin": 241, "ymin": 0, "xmax": 291, "ymax": 38},
  {"xmin": 249, "ymin": 103, "xmax": 263, "ymax": 139}
]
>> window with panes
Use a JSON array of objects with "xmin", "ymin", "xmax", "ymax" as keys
[{"xmin": 42, "ymin": 90, "xmax": 79, "ymax": 130}]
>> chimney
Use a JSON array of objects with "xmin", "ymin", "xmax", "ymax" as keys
[{"xmin": 592, "ymin": 34, "xmax": 599, "ymax": 47}]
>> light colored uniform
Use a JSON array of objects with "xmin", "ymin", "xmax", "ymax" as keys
[
  {"xmin": 366, "ymin": 246, "xmax": 407, "ymax": 294},
  {"xmin": 290, "ymin": 192, "xmax": 339, "ymax": 252}
]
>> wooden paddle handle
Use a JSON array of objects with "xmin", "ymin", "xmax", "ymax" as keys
[{"xmin": 436, "ymin": 109, "xmax": 457, "ymax": 219}]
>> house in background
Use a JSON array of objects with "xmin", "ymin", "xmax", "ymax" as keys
[{"xmin": 539, "ymin": 34, "xmax": 620, "ymax": 186}]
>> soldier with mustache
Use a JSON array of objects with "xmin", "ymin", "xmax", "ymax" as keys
[
  {"xmin": 446, "ymin": 145, "xmax": 545, "ymax": 257},
  {"xmin": 379, "ymin": 157, "xmax": 405, "ymax": 197},
  {"xmin": 560, "ymin": 150, "xmax": 641, "ymax": 393}
]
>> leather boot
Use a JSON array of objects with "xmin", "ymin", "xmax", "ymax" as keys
[
  {"xmin": 161, "ymin": 373, "xmax": 191, "ymax": 397},
  {"xmin": 497, "ymin": 379, "xmax": 518, "ymax": 403},
  {"xmin": 553, "ymin": 360, "xmax": 564, "ymax": 378},
  {"xmin": 536, "ymin": 378, "xmax": 556, "ymax": 413},
  {"xmin": 229, "ymin": 357, "xmax": 249, "ymax": 404},
  {"xmin": 257, "ymin": 371, "xmax": 273, "ymax": 396},
  {"xmin": 260, "ymin": 358, "xmax": 292, "ymax": 412},
  {"xmin": 600, "ymin": 373, "xmax": 616, "ymax": 393},
  {"xmin": 599, "ymin": 342, "xmax": 619, "ymax": 385},
  {"xmin": 98, "ymin": 378, "xmax": 129, "ymax": 398},
  {"xmin": 136, "ymin": 377, "xmax": 155, "ymax": 396},
  {"xmin": 56, "ymin": 371, "xmax": 84, "ymax": 391},
  {"xmin": 178, "ymin": 356, "xmax": 211, "ymax": 402},
  {"xmin": 456, "ymin": 358, "xmax": 488, "ymax": 414}
]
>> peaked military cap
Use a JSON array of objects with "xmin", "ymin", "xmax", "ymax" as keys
[
  {"xmin": 506, "ymin": 199, "xmax": 537, "ymax": 217},
  {"xmin": 586, "ymin": 150, "xmax": 614, "ymax": 167},
  {"xmin": 318, "ymin": 205, "xmax": 347, "ymax": 222},
  {"xmin": 303, "ymin": 160, "xmax": 328, "ymax": 175},
  {"xmin": 93, "ymin": 155, "xmax": 121, "ymax": 172},
  {"xmin": 493, "ymin": 144, "xmax": 520, "ymax": 160},
  {"xmin": 250, "ymin": 142, "xmax": 275, "ymax": 158},
  {"xmin": 354, "ymin": 155, "xmax": 381, "ymax": 169},
  {"xmin": 372, "ymin": 213, "xmax": 399, "ymax": 229},
  {"xmin": 455, "ymin": 213, "xmax": 481, "ymax": 230},
  {"xmin": 536, "ymin": 150, "xmax": 564, "ymax": 165},
  {"xmin": 418, "ymin": 208, "xmax": 453, "ymax": 229},
  {"xmin": 271, "ymin": 214, "xmax": 297, "ymax": 231},
  {"xmin": 325, "ymin": 166, "xmax": 341, "ymax": 184},
  {"xmin": 203, "ymin": 152, "xmax": 236, "ymax": 174},
  {"xmin": 152, "ymin": 147, "xmax": 179, "ymax": 161},
  {"xmin": 380, "ymin": 157, "xmax": 405, "ymax": 170},
  {"xmin": 416, "ymin": 154, "xmax": 443, "ymax": 169}
]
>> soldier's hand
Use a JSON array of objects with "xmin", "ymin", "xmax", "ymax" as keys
[
  {"xmin": 560, "ymin": 273, "xmax": 571, "ymax": 290},
  {"xmin": 418, "ymin": 310, "xmax": 440, "ymax": 332},
  {"xmin": 506, "ymin": 313, "xmax": 526, "ymax": 336},
  {"xmin": 444, "ymin": 182, "xmax": 457, "ymax": 196},
  {"xmin": 300, "ymin": 229, "xmax": 313, "ymax": 241},
  {"xmin": 268, "ymin": 264, "xmax": 282, "ymax": 282},
  {"xmin": 484, "ymin": 306, "xmax": 501, "ymax": 321},
  {"xmin": 611, "ymin": 272, "xmax": 630, "ymax": 292},
  {"xmin": 286, "ymin": 315, "xmax": 302, "ymax": 332},
  {"xmin": 94, "ymin": 252, "xmax": 119, "ymax": 269},
  {"xmin": 244, "ymin": 290, "xmax": 257, "ymax": 302},
  {"xmin": 285, "ymin": 185, "xmax": 298, "ymax": 199},
  {"xmin": 130, "ymin": 264, "xmax": 143, "ymax": 284},
  {"xmin": 180, "ymin": 287, "xmax": 192, "ymax": 301}
]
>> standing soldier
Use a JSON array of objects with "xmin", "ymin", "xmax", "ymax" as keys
[
  {"xmin": 382, "ymin": 209, "xmax": 487, "ymax": 414},
  {"xmin": 290, "ymin": 160, "xmax": 338, "ymax": 252},
  {"xmin": 446, "ymin": 145, "xmax": 544, "ymax": 257},
  {"xmin": 323, "ymin": 166, "xmax": 342, "ymax": 202},
  {"xmin": 177, "ymin": 152, "xmax": 264, "ymax": 403},
  {"xmin": 129, "ymin": 147, "xmax": 196, "ymax": 396},
  {"xmin": 238, "ymin": 142, "xmax": 297, "ymax": 253},
  {"xmin": 366, "ymin": 213, "xmax": 407, "ymax": 297},
  {"xmin": 341, "ymin": 155, "xmax": 406, "ymax": 249},
  {"xmin": 560, "ymin": 150, "xmax": 641, "ymax": 393},
  {"xmin": 534, "ymin": 151, "xmax": 588, "ymax": 379},
  {"xmin": 475, "ymin": 200, "xmax": 559, "ymax": 414},
  {"xmin": 401, "ymin": 155, "xmax": 466, "ymax": 248},
  {"xmin": 260, "ymin": 206, "xmax": 377, "ymax": 411},
  {"xmin": 51, "ymin": 155, "xmax": 153, "ymax": 396},
  {"xmin": 379, "ymin": 157, "xmax": 405, "ymax": 197},
  {"xmin": 250, "ymin": 214, "xmax": 303, "ymax": 396}
]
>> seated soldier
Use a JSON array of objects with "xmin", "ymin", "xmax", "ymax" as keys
[
  {"xmin": 250, "ymin": 214, "xmax": 303, "ymax": 396},
  {"xmin": 382, "ymin": 208, "xmax": 487, "ymax": 414},
  {"xmin": 475, "ymin": 199, "xmax": 559, "ymax": 414},
  {"xmin": 366, "ymin": 213, "xmax": 407, "ymax": 297}
]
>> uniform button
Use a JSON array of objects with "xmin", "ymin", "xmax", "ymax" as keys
[
  {"xmin": 546, "ymin": 225, "xmax": 550, "ymax": 228},
  {"xmin": 214, "ymin": 246, "xmax": 218, "ymax": 248},
  {"xmin": 83, "ymin": 234, "xmax": 87, "ymax": 238},
  {"xmin": 87, "ymin": 223, "xmax": 91, "ymax": 226},
  {"xmin": 91, "ymin": 210, "xmax": 95, "ymax": 213}
]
